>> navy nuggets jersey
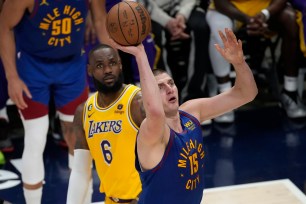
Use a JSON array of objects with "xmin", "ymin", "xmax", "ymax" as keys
[
  {"xmin": 15, "ymin": 0, "xmax": 89, "ymax": 59},
  {"xmin": 136, "ymin": 110, "xmax": 205, "ymax": 204}
]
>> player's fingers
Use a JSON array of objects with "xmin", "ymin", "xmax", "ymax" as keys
[
  {"xmin": 228, "ymin": 29, "xmax": 238, "ymax": 44},
  {"xmin": 18, "ymin": 87, "xmax": 32, "ymax": 109},
  {"xmin": 85, "ymin": 27, "xmax": 90, "ymax": 45},
  {"xmin": 23, "ymin": 86, "xmax": 32, "ymax": 99},
  {"xmin": 91, "ymin": 29, "xmax": 97, "ymax": 45},
  {"xmin": 19, "ymin": 97, "xmax": 28, "ymax": 109},
  {"xmin": 238, "ymin": 39, "xmax": 243, "ymax": 50},
  {"xmin": 214, "ymin": 44, "xmax": 224, "ymax": 57},
  {"xmin": 218, "ymin": 30, "xmax": 227, "ymax": 46},
  {"xmin": 15, "ymin": 94, "xmax": 26, "ymax": 110},
  {"xmin": 225, "ymin": 28, "xmax": 235, "ymax": 45}
]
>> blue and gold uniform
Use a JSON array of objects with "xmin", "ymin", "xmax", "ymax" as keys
[
  {"xmin": 15, "ymin": 0, "xmax": 89, "ymax": 119},
  {"xmin": 15, "ymin": 0, "xmax": 89, "ymax": 58},
  {"xmin": 83, "ymin": 85, "xmax": 142, "ymax": 200},
  {"xmin": 136, "ymin": 110, "xmax": 205, "ymax": 204}
]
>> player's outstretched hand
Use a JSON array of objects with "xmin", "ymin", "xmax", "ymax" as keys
[
  {"xmin": 214, "ymin": 28, "xmax": 244, "ymax": 66},
  {"xmin": 108, "ymin": 38, "xmax": 145, "ymax": 57}
]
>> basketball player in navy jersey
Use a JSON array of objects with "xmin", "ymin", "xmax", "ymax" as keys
[
  {"xmin": 0, "ymin": 0, "xmax": 110, "ymax": 203},
  {"xmin": 111, "ymin": 28, "xmax": 257, "ymax": 203}
]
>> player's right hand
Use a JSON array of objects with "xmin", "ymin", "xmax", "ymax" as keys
[
  {"xmin": 8, "ymin": 77, "xmax": 32, "ymax": 110},
  {"xmin": 85, "ymin": 11, "xmax": 97, "ymax": 46},
  {"xmin": 109, "ymin": 37, "xmax": 144, "ymax": 57}
]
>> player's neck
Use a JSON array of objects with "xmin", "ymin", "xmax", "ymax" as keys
[
  {"xmin": 97, "ymin": 85, "xmax": 125, "ymax": 108},
  {"xmin": 166, "ymin": 113, "xmax": 182, "ymax": 133}
]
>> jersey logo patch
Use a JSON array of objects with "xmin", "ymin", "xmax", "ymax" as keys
[{"xmin": 115, "ymin": 104, "xmax": 125, "ymax": 115}]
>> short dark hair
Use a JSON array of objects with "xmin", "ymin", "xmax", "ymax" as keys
[
  {"xmin": 88, "ymin": 43, "xmax": 113, "ymax": 58},
  {"xmin": 88, "ymin": 44, "xmax": 121, "ymax": 66},
  {"xmin": 152, "ymin": 68, "xmax": 168, "ymax": 76}
]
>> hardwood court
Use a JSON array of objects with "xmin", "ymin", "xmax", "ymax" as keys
[
  {"xmin": 1, "ymin": 106, "xmax": 306, "ymax": 203},
  {"xmin": 93, "ymin": 179, "xmax": 306, "ymax": 204},
  {"xmin": 202, "ymin": 179, "xmax": 306, "ymax": 204}
]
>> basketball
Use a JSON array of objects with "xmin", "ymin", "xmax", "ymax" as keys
[{"xmin": 106, "ymin": 1, "xmax": 151, "ymax": 46}]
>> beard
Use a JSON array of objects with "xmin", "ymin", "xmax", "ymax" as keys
[{"xmin": 93, "ymin": 73, "xmax": 124, "ymax": 94}]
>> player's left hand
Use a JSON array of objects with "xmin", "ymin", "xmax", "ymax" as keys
[{"xmin": 214, "ymin": 28, "xmax": 244, "ymax": 65}]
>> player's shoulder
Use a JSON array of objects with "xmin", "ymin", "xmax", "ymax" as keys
[
  {"xmin": 2, "ymin": 0, "xmax": 33, "ymax": 12},
  {"xmin": 129, "ymin": 84, "xmax": 142, "ymax": 102},
  {"xmin": 74, "ymin": 102, "xmax": 86, "ymax": 117}
]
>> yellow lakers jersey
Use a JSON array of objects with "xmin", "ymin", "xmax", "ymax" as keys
[
  {"xmin": 296, "ymin": 10, "xmax": 306, "ymax": 57},
  {"xmin": 209, "ymin": 0, "xmax": 271, "ymax": 17},
  {"xmin": 83, "ymin": 84, "xmax": 142, "ymax": 199}
]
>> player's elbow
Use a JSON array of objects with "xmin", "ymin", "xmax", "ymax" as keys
[{"xmin": 243, "ymin": 85, "xmax": 258, "ymax": 104}]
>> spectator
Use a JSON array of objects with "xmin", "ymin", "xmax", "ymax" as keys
[
  {"xmin": 0, "ymin": 0, "xmax": 110, "ymax": 203},
  {"xmin": 145, "ymin": 0, "xmax": 211, "ymax": 102},
  {"xmin": 291, "ymin": 0, "xmax": 306, "ymax": 58},
  {"xmin": 206, "ymin": 0, "xmax": 306, "ymax": 121}
]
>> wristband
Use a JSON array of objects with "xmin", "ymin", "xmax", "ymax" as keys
[{"xmin": 261, "ymin": 9, "xmax": 270, "ymax": 21}]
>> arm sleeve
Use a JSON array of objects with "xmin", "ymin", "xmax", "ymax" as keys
[
  {"xmin": 177, "ymin": 0, "xmax": 196, "ymax": 20},
  {"xmin": 146, "ymin": 0, "xmax": 172, "ymax": 27},
  {"xmin": 66, "ymin": 149, "xmax": 93, "ymax": 204}
]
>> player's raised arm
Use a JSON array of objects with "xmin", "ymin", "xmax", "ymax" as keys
[
  {"xmin": 111, "ymin": 41, "xmax": 165, "ymax": 142},
  {"xmin": 180, "ymin": 28, "xmax": 258, "ymax": 123},
  {"xmin": 110, "ymin": 40, "xmax": 166, "ymax": 168},
  {"xmin": 215, "ymin": 28, "xmax": 258, "ymax": 101},
  {"xmin": 90, "ymin": 0, "xmax": 111, "ymax": 45}
]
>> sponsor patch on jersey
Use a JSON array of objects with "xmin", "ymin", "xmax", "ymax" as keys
[
  {"xmin": 184, "ymin": 120, "xmax": 195, "ymax": 131},
  {"xmin": 115, "ymin": 104, "xmax": 124, "ymax": 115}
]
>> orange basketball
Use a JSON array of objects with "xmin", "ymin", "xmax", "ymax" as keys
[{"xmin": 106, "ymin": 1, "xmax": 151, "ymax": 46}]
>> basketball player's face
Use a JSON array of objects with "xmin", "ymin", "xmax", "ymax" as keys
[
  {"xmin": 155, "ymin": 73, "xmax": 179, "ymax": 114},
  {"xmin": 90, "ymin": 48, "xmax": 123, "ymax": 93}
]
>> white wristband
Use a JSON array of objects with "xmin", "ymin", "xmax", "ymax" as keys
[{"xmin": 261, "ymin": 9, "xmax": 270, "ymax": 21}]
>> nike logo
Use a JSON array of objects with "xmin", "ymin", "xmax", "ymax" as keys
[{"xmin": 88, "ymin": 112, "xmax": 95, "ymax": 118}]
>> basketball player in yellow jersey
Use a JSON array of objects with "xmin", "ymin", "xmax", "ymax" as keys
[{"xmin": 67, "ymin": 44, "xmax": 145, "ymax": 204}]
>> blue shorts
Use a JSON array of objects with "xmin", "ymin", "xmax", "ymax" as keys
[
  {"xmin": 16, "ymin": 51, "xmax": 88, "ymax": 119},
  {"xmin": 0, "ymin": 62, "xmax": 8, "ymax": 109}
]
